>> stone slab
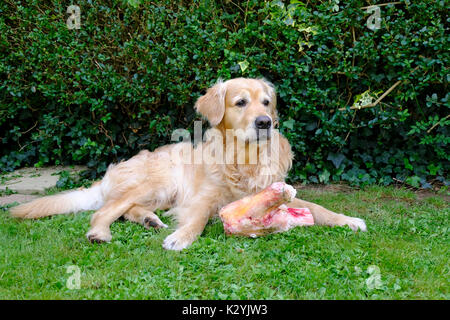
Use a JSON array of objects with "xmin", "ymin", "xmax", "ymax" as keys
[
  {"xmin": 0, "ymin": 166, "xmax": 87, "ymax": 195},
  {"xmin": 0, "ymin": 194, "xmax": 39, "ymax": 206}
]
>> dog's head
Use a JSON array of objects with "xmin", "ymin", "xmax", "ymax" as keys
[{"xmin": 195, "ymin": 78, "xmax": 278, "ymax": 142}]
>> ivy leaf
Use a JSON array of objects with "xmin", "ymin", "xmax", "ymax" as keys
[
  {"xmin": 319, "ymin": 169, "xmax": 330, "ymax": 183},
  {"xmin": 127, "ymin": 0, "xmax": 141, "ymax": 8},
  {"xmin": 283, "ymin": 119, "xmax": 295, "ymax": 130},
  {"xmin": 404, "ymin": 158, "xmax": 414, "ymax": 171},
  {"xmin": 238, "ymin": 60, "xmax": 249, "ymax": 73},
  {"xmin": 327, "ymin": 152, "xmax": 345, "ymax": 168},
  {"xmin": 406, "ymin": 176, "xmax": 421, "ymax": 188},
  {"xmin": 305, "ymin": 122, "xmax": 317, "ymax": 131},
  {"xmin": 427, "ymin": 163, "xmax": 440, "ymax": 175},
  {"xmin": 283, "ymin": 17, "xmax": 295, "ymax": 26}
]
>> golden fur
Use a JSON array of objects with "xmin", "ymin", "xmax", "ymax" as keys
[{"xmin": 11, "ymin": 78, "xmax": 366, "ymax": 250}]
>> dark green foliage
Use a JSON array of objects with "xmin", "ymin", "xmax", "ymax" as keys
[
  {"xmin": 0, "ymin": 0, "xmax": 448, "ymax": 186},
  {"xmin": 55, "ymin": 170, "xmax": 93, "ymax": 190}
]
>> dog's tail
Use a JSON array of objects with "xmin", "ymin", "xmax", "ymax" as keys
[{"xmin": 10, "ymin": 182, "xmax": 104, "ymax": 219}]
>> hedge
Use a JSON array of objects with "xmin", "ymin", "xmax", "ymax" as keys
[{"xmin": 0, "ymin": 0, "xmax": 448, "ymax": 187}]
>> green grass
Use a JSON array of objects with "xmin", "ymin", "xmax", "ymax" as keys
[{"xmin": 0, "ymin": 185, "xmax": 448, "ymax": 299}]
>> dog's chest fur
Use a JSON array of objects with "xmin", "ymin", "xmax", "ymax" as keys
[{"xmin": 203, "ymin": 129, "xmax": 293, "ymax": 201}]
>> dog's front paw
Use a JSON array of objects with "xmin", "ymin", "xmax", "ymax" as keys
[
  {"xmin": 86, "ymin": 227, "xmax": 112, "ymax": 243},
  {"xmin": 162, "ymin": 229, "xmax": 195, "ymax": 251},
  {"xmin": 338, "ymin": 215, "xmax": 367, "ymax": 232}
]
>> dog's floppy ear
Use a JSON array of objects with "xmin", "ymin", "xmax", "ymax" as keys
[{"xmin": 195, "ymin": 80, "xmax": 226, "ymax": 126}]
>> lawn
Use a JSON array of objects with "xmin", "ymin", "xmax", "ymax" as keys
[{"xmin": 0, "ymin": 185, "xmax": 448, "ymax": 299}]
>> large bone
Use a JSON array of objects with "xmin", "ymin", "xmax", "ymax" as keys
[{"xmin": 219, "ymin": 182, "xmax": 314, "ymax": 237}]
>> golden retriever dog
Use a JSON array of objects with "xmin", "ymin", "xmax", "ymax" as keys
[{"xmin": 11, "ymin": 78, "xmax": 366, "ymax": 250}]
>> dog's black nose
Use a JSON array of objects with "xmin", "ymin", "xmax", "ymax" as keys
[{"xmin": 255, "ymin": 116, "xmax": 272, "ymax": 129}]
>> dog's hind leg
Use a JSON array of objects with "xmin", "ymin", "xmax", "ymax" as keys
[
  {"xmin": 286, "ymin": 198, "xmax": 367, "ymax": 232},
  {"xmin": 86, "ymin": 197, "xmax": 134, "ymax": 243},
  {"xmin": 124, "ymin": 205, "xmax": 168, "ymax": 230}
]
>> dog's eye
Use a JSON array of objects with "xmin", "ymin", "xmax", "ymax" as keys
[
  {"xmin": 236, "ymin": 99, "xmax": 247, "ymax": 107},
  {"xmin": 262, "ymin": 99, "xmax": 270, "ymax": 106}
]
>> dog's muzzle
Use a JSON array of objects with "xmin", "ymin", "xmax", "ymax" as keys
[{"xmin": 255, "ymin": 116, "xmax": 272, "ymax": 141}]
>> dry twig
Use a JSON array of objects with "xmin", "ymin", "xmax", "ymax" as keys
[{"xmin": 331, "ymin": 66, "xmax": 420, "ymax": 113}]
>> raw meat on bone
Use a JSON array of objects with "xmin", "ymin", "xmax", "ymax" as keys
[{"xmin": 219, "ymin": 182, "xmax": 314, "ymax": 237}]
